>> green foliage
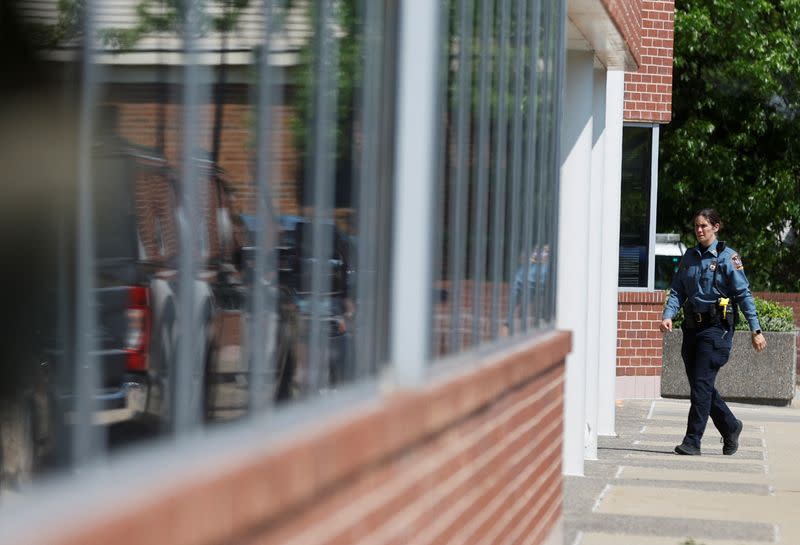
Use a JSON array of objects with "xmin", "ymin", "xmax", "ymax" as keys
[
  {"xmin": 287, "ymin": 0, "xmax": 361, "ymax": 204},
  {"xmin": 287, "ymin": 0, "xmax": 548, "ymax": 206},
  {"xmin": 25, "ymin": 0, "xmax": 84, "ymax": 48},
  {"xmin": 751, "ymin": 297, "xmax": 796, "ymax": 331},
  {"xmin": 658, "ymin": 0, "xmax": 800, "ymax": 291},
  {"xmin": 31, "ymin": 0, "xmax": 252, "ymax": 50},
  {"xmin": 445, "ymin": 0, "xmax": 541, "ymax": 120},
  {"xmin": 665, "ymin": 291, "xmax": 795, "ymax": 331},
  {"xmin": 99, "ymin": 0, "xmax": 251, "ymax": 49}
]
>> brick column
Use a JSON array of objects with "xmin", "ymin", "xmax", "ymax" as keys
[
  {"xmin": 616, "ymin": 290, "xmax": 664, "ymax": 397},
  {"xmin": 624, "ymin": 0, "xmax": 674, "ymax": 123}
]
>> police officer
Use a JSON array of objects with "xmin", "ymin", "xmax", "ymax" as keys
[
  {"xmin": 660, "ymin": 209, "xmax": 767, "ymax": 456},
  {"xmin": 508, "ymin": 245, "xmax": 550, "ymax": 327}
]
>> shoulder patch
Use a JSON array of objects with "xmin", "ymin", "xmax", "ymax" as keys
[{"xmin": 731, "ymin": 254, "xmax": 744, "ymax": 270}]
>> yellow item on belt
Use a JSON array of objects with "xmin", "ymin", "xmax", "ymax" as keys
[{"xmin": 718, "ymin": 297, "xmax": 730, "ymax": 319}]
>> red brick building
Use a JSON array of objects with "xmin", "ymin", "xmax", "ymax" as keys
[
  {"xmin": 624, "ymin": 0, "xmax": 675, "ymax": 123},
  {"xmin": 616, "ymin": 0, "xmax": 676, "ymax": 398}
]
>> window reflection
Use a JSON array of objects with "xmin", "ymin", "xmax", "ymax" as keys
[{"xmin": 0, "ymin": 0, "xmax": 562, "ymax": 500}]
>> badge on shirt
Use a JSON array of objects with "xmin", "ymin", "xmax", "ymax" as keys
[{"xmin": 731, "ymin": 254, "xmax": 744, "ymax": 270}]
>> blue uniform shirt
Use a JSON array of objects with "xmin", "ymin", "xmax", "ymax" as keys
[
  {"xmin": 511, "ymin": 262, "xmax": 548, "ymax": 310},
  {"xmin": 663, "ymin": 239, "xmax": 761, "ymax": 331}
]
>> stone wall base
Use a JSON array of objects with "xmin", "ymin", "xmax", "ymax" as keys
[{"xmin": 661, "ymin": 330, "xmax": 797, "ymax": 406}]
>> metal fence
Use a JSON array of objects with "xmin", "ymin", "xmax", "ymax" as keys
[{"xmin": 0, "ymin": 0, "xmax": 563, "ymax": 497}]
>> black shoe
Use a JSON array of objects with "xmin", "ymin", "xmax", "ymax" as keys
[
  {"xmin": 675, "ymin": 443, "xmax": 701, "ymax": 456},
  {"xmin": 722, "ymin": 419, "xmax": 743, "ymax": 455}
]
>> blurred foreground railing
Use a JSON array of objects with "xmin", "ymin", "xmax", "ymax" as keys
[{"xmin": 0, "ymin": 0, "xmax": 563, "ymax": 502}]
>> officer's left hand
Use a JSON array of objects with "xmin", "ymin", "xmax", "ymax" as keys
[{"xmin": 751, "ymin": 332, "xmax": 766, "ymax": 352}]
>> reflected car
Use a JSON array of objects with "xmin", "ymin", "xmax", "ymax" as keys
[
  {"xmin": 654, "ymin": 233, "xmax": 687, "ymax": 290},
  {"xmin": 27, "ymin": 140, "xmax": 246, "ymax": 464}
]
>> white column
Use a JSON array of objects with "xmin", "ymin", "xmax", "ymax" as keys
[
  {"xmin": 584, "ymin": 67, "xmax": 606, "ymax": 461},
  {"xmin": 558, "ymin": 50, "xmax": 595, "ymax": 477},
  {"xmin": 597, "ymin": 70, "xmax": 625, "ymax": 436}
]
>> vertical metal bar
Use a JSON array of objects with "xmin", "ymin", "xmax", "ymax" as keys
[
  {"xmin": 469, "ymin": 0, "xmax": 494, "ymax": 346},
  {"xmin": 56, "ymin": 209, "xmax": 71, "ymax": 464},
  {"xmin": 309, "ymin": 0, "xmax": 338, "ymax": 393},
  {"xmin": 354, "ymin": 0, "xmax": 384, "ymax": 379},
  {"xmin": 547, "ymin": 0, "xmax": 562, "ymax": 326},
  {"xmin": 546, "ymin": 0, "xmax": 567, "ymax": 325},
  {"xmin": 390, "ymin": 0, "xmax": 441, "ymax": 385},
  {"xmin": 519, "ymin": 0, "xmax": 541, "ymax": 332},
  {"xmin": 73, "ymin": 0, "xmax": 101, "ymax": 465},
  {"xmin": 374, "ymin": 5, "xmax": 399, "ymax": 367},
  {"xmin": 542, "ymin": 0, "xmax": 556, "ymax": 325},
  {"xmin": 504, "ymin": 0, "xmax": 528, "ymax": 335},
  {"xmin": 175, "ymin": 0, "xmax": 203, "ymax": 434},
  {"xmin": 532, "ymin": 0, "xmax": 552, "ymax": 329},
  {"xmin": 517, "ymin": 9, "xmax": 532, "ymax": 333},
  {"xmin": 249, "ymin": 0, "xmax": 278, "ymax": 413},
  {"xmin": 489, "ymin": 0, "xmax": 512, "ymax": 339},
  {"xmin": 448, "ymin": 0, "xmax": 475, "ymax": 353},
  {"xmin": 542, "ymin": 0, "xmax": 566, "ymax": 325},
  {"xmin": 428, "ymin": 0, "xmax": 452, "ymax": 360}
]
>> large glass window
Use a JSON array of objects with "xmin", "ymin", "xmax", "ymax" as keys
[
  {"xmin": 618, "ymin": 124, "xmax": 658, "ymax": 288},
  {"xmin": 432, "ymin": 0, "xmax": 563, "ymax": 356},
  {"xmin": 1, "ymin": 0, "xmax": 564, "ymax": 508}
]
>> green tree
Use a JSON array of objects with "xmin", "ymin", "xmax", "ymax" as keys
[
  {"xmin": 659, "ymin": 0, "xmax": 800, "ymax": 291},
  {"xmin": 287, "ymin": 0, "xmax": 361, "ymax": 207}
]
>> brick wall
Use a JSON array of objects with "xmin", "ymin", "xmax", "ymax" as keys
[
  {"xmin": 623, "ymin": 0, "xmax": 674, "ymax": 122},
  {"xmin": 109, "ymin": 83, "xmax": 300, "ymax": 216},
  {"xmin": 4, "ymin": 332, "xmax": 569, "ymax": 545},
  {"xmin": 432, "ymin": 279, "xmax": 555, "ymax": 356},
  {"xmin": 433, "ymin": 280, "xmax": 511, "ymax": 356},
  {"xmin": 617, "ymin": 290, "xmax": 664, "ymax": 377},
  {"xmin": 133, "ymin": 168, "xmax": 179, "ymax": 263},
  {"xmin": 601, "ymin": 0, "xmax": 643, "ymax": 66}
]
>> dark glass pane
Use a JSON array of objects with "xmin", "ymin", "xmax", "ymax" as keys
[{"xmin": 618, "ymin": 126, "xmax": 652, "ymax": 288}]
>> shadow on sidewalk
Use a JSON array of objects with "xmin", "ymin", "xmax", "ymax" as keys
[{"xmin": 598, "ymin": 446, "xmax": 675, "ymax": 455}]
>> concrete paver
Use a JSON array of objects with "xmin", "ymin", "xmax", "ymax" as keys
[
  {"xmin": 577, "ymin": 533, "xmax": 768, "ymax": 545},
  {"xmin": 596, "ymin": 486, "xmax": 780, "ymax": 522},
  {"xmin": 616, "ymin": 465, "xmax": 769, "ymax": 485},
  {"xmin": 623, "ymin": 452, "xmax": 766, "ymax": 464},
  {"xmin": 564, "ymin": 393, "xmax": 800, "ymax": 545}
]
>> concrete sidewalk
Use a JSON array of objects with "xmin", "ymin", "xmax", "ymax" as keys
[{"xmin": 564, "ymin": 393, "xmax": 800, "ymax": 545}]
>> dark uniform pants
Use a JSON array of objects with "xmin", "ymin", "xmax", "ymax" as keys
[{"xmin": 680, "ymin": 324, "xmax": 738, "ymax": 448}]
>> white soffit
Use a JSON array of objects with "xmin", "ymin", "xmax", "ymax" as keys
[{"xmin": 568, "ymin": 0, "xmax": 638, "ymax": 71}]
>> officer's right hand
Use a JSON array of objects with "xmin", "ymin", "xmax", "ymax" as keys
[
  {"xmin": 751, "ymin": 332, "xmax": 766, "ymax": 352},
  {"xmin": 660, "ymin": 319, "xmax": 673, "ymax": 333}
]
